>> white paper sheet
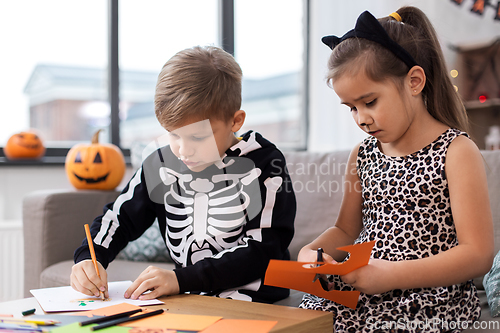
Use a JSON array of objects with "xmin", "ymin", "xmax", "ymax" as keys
[{"xmin": 30, "ymin": 281, "xmax": 163, "ymax": 312}]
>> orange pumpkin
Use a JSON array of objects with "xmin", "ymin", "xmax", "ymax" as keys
[
  {"xmin": 65, "ymin": 130, "xmax": 126, "ymax": 190},
  {"xmin": 4, "ymin": 131, "xmax": 46, "ymax": 160}
]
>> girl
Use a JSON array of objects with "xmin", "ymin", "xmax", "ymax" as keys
[{"xmin": 298, "ymin": 6, "xmax": 493, "ymax": 332}]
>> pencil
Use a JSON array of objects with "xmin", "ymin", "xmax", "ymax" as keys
[
  {"xmin": 91, "ymin": 309, "xmax": 164, "ymax": 331},
  {"xmin": 84, "ymin": 224, "xmax": 105, "ymax": 301},
  {"xmin": 0, "ymin": 318, "xmax": 60, "ymax": 326},
  {"xmin": 0, "ymin": 322, "xmax": 47, "ymax": 332},
  {"xmin": 79, "ymin": 309, "xmax": 142, "ymax": 326}
]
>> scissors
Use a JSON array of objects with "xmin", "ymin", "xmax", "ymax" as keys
[{"xmin": 312, "ymin": 248, "xmax": 330, "ymax": 291}]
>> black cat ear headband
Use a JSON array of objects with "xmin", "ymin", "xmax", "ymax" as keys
[{"xmin": 321, "ymin": 11, "xmax": 418, "ymax": 69}]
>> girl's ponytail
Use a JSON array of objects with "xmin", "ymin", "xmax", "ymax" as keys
[{"xmin": 393, "ymin": 7, "xmax": 469, "ymax": 132}]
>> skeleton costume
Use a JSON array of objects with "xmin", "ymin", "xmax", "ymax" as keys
[{"xmin": 74, "ymin": 131, "xmax": 296, "ymax": 303}]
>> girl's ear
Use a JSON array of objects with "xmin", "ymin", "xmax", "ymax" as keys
[
  {"xmin": 407, "ymin": 66, "xmax": 426, "ymax": 95},
  {"xmin": 231, "ymin": 110, "xmax": 246, "ymax": 132}
]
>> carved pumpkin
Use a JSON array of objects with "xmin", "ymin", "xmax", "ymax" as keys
[
  {"xmin": 65, "ymin": 130, "xmax": 125, "ymax": 190},
  {"xmin": 4, "ymin": 131, "xmax": 46, "ymax": 160}
]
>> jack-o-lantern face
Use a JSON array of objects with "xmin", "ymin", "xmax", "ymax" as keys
[
  {"xmin": 65, "ymin": 130, "xmax": 125, "ymax": 190},
  {"xmin": 4, "ymin": 131, "xmax": 46, "ymax": 159}
]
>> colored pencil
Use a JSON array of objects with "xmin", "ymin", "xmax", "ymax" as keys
[
  {"xmin": 90, "ymin": 309, "xmax": 164, "ymax": 331},
  {"xmin": 84, "ymin": 224, "xmax": 105, "ymax": 301},
  {"xmin": 79, "ymin": 309, "xmax": 142, "ymax": 326},
  {"xmin": 0, "ymin": 318, "xmax": 59, "ymax": 326},
  {"xmin": 0, "ymin": 322, "xmax": 48, "ymax": 332}
]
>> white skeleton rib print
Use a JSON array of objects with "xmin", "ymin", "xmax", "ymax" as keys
[{"xmin": 159, "ymin": 163, "xmax": 262, "ymax": 266}]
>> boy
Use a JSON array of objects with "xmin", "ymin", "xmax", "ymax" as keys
[{"xmin": 70, "ymin": 46, "xmax": 296, "ymax": 304}]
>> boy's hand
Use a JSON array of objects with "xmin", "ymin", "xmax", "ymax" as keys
[
  {"xmin": 70, "ymin": 259, "xmax": 109, "ymax": 298},
  {"xmin": 124, "ymin": 266, "xmax": 179, "ymax": 300}
]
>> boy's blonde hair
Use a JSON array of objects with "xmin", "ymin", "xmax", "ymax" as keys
[{"xmin": 154, "ymin": 46, "xmax": 243, "ymax": 128}]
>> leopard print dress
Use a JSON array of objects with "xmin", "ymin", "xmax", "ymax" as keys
[{"xmin": 299, "ymin": 128, "xmax": 481, "ymax": 332}]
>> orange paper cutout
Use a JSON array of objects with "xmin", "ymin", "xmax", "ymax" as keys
[
  {"xmin": 264, "ymin": 241, "xmax": 375, "ymax": 309},
  {"xmin": 123, "ymin": 313, "xmax": 222, "ymax": 331},
  {"xmin": 200, "ymin": 319, "xmax": 277, "ymax": 333}
]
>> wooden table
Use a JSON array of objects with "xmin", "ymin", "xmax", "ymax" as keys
[{"xmin": 0, "ymin": 294, "xmax": 332, "ymax": 333}]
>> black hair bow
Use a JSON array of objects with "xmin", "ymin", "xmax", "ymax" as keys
[{"xmin": 321, "ymin": 11, "xmax": 418, "ymax": 69}]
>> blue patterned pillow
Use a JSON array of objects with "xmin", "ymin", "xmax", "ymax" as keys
[
  {"xmin": 484, "ymin": 250, "xmax": 500, "ymax": 317},
  {"xmin": 116, "ymin": 221, "xmax": 172, "ymax": 263},
  {"xmin": 119, "ymin": 142, "xmax": 172, "ymax": 263}
]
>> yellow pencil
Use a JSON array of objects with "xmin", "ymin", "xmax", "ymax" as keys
[
  {"xmin": 0, "ymin": 318, "xmax": 60, "ymax": 326},
  {"xmin": 84, "ymin": 224, "xmax": 105, "ymax": 301}
]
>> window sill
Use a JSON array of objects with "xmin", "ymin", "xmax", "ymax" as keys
[
  {"xmin": 0, "ymin": 156, "xmax": 67, "ymax": 166},
  {"xmin": 0, "ymin": 148, "xmax": 131, "ymax": 166}
]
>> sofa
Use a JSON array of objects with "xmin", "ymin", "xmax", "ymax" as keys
[{"xmin": 23, "ymin": 149, "xmax": 500, "ymax": 331}]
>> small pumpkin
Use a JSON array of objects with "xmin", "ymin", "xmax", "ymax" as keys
[
  {"xmin": 4, "ymin": 131, "xmax": 46, "ymax": 160},
  {"xmin": 65, "ymin": 130, "xmax": 125, "ymax": 190}
]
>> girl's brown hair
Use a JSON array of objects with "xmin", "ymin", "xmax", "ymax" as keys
[
  {"xmin": 326, "ymin": 6, "xmax": 469, "ymax": 132},
  {"xmin": 154, "ymin": 46, "xmax": 242, "ymax": 128}
]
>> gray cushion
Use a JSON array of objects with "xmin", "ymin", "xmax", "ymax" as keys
[
  {"xmin": 23, "ymin": 189, "xmax": 121, "ymax": 297},
  {"xmin": 283, "ymin": 151, "xmax": 350, "ymax": 260}
]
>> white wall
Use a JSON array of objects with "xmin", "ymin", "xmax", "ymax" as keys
[
  {"xmin": 0, "ymin": 166, "xmax": 70, "ymax": 222},
  {"xmin": 0, "ymin": 165, "xmax": 135, "ymax": 223},
  {"xmin": 308, "ymin": 0, "xmax": 500, "ymax": 152}
]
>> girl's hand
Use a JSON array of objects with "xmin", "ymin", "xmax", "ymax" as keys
[
  {"xmin": 71, "ymin": 259, "xmax": 109, "ymax": 298},
  {"xmin": 340, "ymin": 258, "xmax": 395, "ymax": 295},
  {"xmin": 124, "ymin": 266, "xmax": 180, "ymax": 300},
  {"xmin": 297, "ymin": 248, "xmax": 337, "ymax": 264},
  {"xmin": 298, "ymin": 248, "xmax": 337, "ymax": 290}
]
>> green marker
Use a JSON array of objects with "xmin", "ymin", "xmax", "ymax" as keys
[{"xmin": 21, "ymin": 308, "xmax": 36, "ymax": 316}]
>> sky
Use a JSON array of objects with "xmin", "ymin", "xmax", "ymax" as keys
[{"xmin": 0, "ymin": 0, "xmax": 303, "ymax": 145}]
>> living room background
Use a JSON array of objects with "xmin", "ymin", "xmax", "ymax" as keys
[{"xmin": 0, "ymin": 0, "xmax": 498, "ymax": 301}]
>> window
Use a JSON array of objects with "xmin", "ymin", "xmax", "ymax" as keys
[
  {"xmin": 235, "ymin": 0, "xmax": 307, "ymax": 149},
  {"xmin": 0, "ymin": 0, "xmax": 107, "ymax": 148},
  {"xmin": 1, "ymin": 0, "xmax": 308, "ymax": 163},
  {"xmin": 118, "ymin": 0, "xmax": 218, "ymax": 148}
]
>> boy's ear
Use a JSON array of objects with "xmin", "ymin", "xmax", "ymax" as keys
[
  {"xmin": 231, "ymin": 110, "xmax": 246, "ymax": 132},
  {"xmin": 407, "ymin": 66, "xmax": 426, "ymax": 95}
]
